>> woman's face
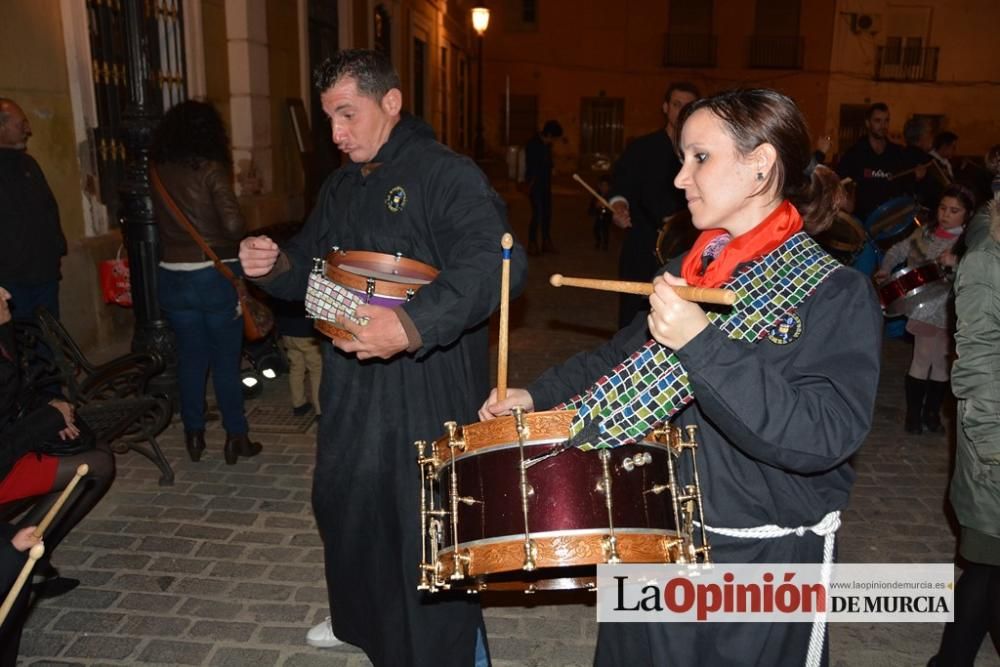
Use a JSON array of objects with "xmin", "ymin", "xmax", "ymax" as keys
[
  {"xmin": 674, "ymin": 109, "xmax": 764, "ymax": 236},
  {"xmin": 937, "ymin": 196, "xmax": 967, "ymax": 230}
]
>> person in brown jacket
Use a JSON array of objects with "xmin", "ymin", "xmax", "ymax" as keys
[{"xmin": 150, "ymin": 101, "xmax": 261, "ymax": 465}]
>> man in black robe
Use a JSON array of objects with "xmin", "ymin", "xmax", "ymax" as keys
[
  {"xmin": 609, "ymin": 82, "xmax": 698, "ymax": 327},
  {"xmin": 239, "ymin": 49, "xmax": 527, "ymax": 666}
]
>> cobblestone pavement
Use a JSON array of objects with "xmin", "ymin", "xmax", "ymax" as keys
[{"xmin": 19, "ymin": 176, "xmax": 1000, "ymax": 666}]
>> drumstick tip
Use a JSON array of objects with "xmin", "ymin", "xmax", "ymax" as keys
[
  {"xmin": 28, "ymin": 543, "xmax": 45, "ymax": 561},
  {"xmin": 550, "ymin": 274, "xmax": 564, "ymax": 287},
  {"xmin": 76, "ymin": 464, "xmax": 89, "ymax": 477},
  {"xmin": 501, "ymin": 233, "xmax": 513, "ymax": 250}
]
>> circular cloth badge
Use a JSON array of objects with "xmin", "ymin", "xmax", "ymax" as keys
[
  {"xmin": 385, "ymin": 186, "xmax": 407, "ymax": 213},
  {"xmin": 767, "ymin": 313, "xmax": 803, "ymax": 345}
]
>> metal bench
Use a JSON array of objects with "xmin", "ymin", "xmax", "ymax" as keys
[{"xmin": 15, "ymin": 309, "xmax": 175, "ymax": 486}]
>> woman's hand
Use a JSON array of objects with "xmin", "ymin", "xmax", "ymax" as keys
[
  {"xmin": 478, "ymin": 388, "xmax": 534, "ymax": 421},
  {"xmin": 11, "ymin": 526, "xmax": 41, "ymax": 552},
  {"xmin": 648, "ymin": 273, "xmax": 710, "ymax": 350},
  {"xmin": 49, "ymin": 399, "xmax": 80, "ymax": 440},
  {"xmin": 873, "ymin": 268, "xmax": 890, "ymax": 283}
]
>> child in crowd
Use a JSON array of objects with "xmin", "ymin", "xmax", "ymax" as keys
[
  {"xmin": 273, "ymin": 297, "xmax": 323, "ymax": 417},
  {"xmin": 875, "ymin": 184, "xmax": 976, "ymax": 434}
]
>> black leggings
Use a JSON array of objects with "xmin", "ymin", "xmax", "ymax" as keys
[
  {"xmin": 3, "ymin": 443, "xmax": 115, "ymax": 564},
  {"xmin": 936, "ymin": 562, "xmax": 1000, "ymax": 665}
]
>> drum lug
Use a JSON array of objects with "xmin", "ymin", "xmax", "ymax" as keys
[
  {"xmin": 522, "ymin": 538, "xmax": 537, "ymax": 572},
  {"xmin": 444, "ymin": 421, "xmax": 467, "ymax": 453},
  {"xmin": 365, "ymin": 277, "xmax": 376, "ymax": 302},
  {"xmin": 601, "ymin": 534, "xmax": 621, "ymax": 564}
]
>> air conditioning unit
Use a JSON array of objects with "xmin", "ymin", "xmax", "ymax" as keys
[{"xmin": 851, "ymin": 13, "xmax": 883, "ymax": 35}]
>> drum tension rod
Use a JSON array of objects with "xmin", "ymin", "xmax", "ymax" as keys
[
  {"xmin": 598, "ymin": 449, "xmax": 621, "ymax": 564},
  {"xmin": 512, "ymin": 409, "xmax": 537, "ymax": 572},
  {"xmin": 444, "ymin": 422, "xmax": 471, "ymax": 580}
]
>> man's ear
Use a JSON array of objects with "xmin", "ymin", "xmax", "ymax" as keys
[
  {"xmin": 662, "ymin": 101, "xmax": 670, "ymax": 117},
  {"xmin": 382, "ymin": 88, "xmax": 402, "ymax": 116}
]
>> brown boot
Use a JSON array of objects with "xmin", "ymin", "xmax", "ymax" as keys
[{"xmin": 224, "ymin": 433, "xmax": 262, "ymax": 465}]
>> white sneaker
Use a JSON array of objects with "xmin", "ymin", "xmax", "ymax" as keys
[{"xmin": 306, "ymin": 616, "xmax": 344, "ymax": 648}]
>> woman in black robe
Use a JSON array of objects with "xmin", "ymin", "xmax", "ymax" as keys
[{"xmin": 482, "ymin": 89, "xmax": 881, "ymax": 666}]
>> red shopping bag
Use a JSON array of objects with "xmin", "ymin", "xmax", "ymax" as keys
[{"xmin": 98, "ymin": 247, "xmax": 132, "ymax": 307}]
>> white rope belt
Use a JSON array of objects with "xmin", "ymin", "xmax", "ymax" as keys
[{"xmin": 698, "ymin": 510, "xmax": 841, "ymax": 667}]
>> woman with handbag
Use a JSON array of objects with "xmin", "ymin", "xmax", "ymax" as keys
[
  {"xmin": 150, "ymin": 100, "xmax": 262, "ymax": 464},
  {"xmin": 0, "ymin": 287, "xmax": 116, "ymax": 598}
]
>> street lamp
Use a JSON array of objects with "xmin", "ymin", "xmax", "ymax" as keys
[{"xmin": 471, "ymin": 6, "xmax": 490, "ymax": 159}]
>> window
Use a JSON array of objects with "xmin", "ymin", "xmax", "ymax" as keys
[
  {"xmin": 374, "ymin": 4, "xmax": 391, "ymax": 59},
  {"xmin": 505, "ymin": 0, "xmax": 538, "ymax": 32},
  {"xmin": 664, "ymin": 0, "xmax": 716, "ymax": 67},
  {"xmin": 580, "ymin": 96, "xmax": 625, "ymax": 171},
  {"xmin": 749, "ymin": 0, "xmax": 802, "ymax": 68}
]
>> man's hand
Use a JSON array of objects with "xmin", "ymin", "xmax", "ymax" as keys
[
  {"xmin": 0, "ymin": 287, "xmax": 11, "ymax": 325},
  {"xmin": 333, "ymin": 304, "xmax": 409, "ymax": 360},
  {"xmin": 239, "ymin": 236, "xmax": 281, "ymax": 278},
  {"xmin": 478, "ymin": 388, "xmax": 534, "ymax": 421},
  {"xmin": 611, "ymin": 200, "xmax": 632, "ymax": 229}
]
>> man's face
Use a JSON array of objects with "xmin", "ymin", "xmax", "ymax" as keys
[
  {"xmin": 0, "ymin": 103, "xmax": 31, "ymax": 149},
  {"xmin": 938, "ymin": 141, "xmax": 957, "ymax": 159},
  {"xmin": 665, "ymin": 90, "xmax": 698, "ymax": 129},
  {"xmin": 320, "ymin": 76, "xmax": 400, "ymax": 164},
  {"xmin": 866, "ymin": 110, "xmax": 890, "ymax": 141}
]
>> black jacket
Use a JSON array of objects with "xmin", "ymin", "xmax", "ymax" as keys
[{"xmin": 0, "ymin": 149, "xmax": 66, "ymax": 286}]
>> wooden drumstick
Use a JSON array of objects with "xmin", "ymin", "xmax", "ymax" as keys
[
  {"xmin": 32, "ymin": 464, "xmax": 88, "ymax": 539},
  {"xmin": 550, "ymin": 274, "xmax": 737, "ymax": 306},
  {"xmin": 497, "ymin": 234, "xmax": 514, "ymax": 401},
  {"xmin": 889, "ymin": 160, "xmax": 935, "ymax": 181},
  {"xmin": 572, "ymin": 173, "xmax": 614, "ymax": 210},
  {"xmin": 0, "ymin": 543, "xmax": 44, "ymax": 626}
]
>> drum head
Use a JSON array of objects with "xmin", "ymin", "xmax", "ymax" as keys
[
  {"xmin": 656, "ymin": 210, "xmax": 698, "ymax": 265},
  {"xmin": 815, "ymin": 211, "xmax": 866, "ymax": 264},
  {"xmin": 867, "ymin": 197, "xmax": 921, "ymax": 251}
]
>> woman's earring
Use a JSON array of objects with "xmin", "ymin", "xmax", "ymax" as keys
[{"xmin": 756, "ymin": 172, "xmax": 764, "ymax": 181}]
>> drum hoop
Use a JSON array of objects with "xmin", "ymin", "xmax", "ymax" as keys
[
  {"xmin": 434, "ymin": 436, "xmax": 672, "ymax": 467},
  {"xmin": 325, "ymin": 250, "xmax": 439, "ymax": 298},
  {"xmin": 821, "ymin": 214, "xmax": 866, "ymax": 252},
  {"xmin": 868, "ymin": 200, "xmax": 918, "ymax": 237},
  {"xmin": 440, "ymin": 527, "xmax": 675, "ymax": 555},
  {"xmin": 883, "ymin": 281, "xmax": 950, "ymax": 317},
  {"xmin": 881, "ymin": 261, "xmax": 942, "ymax": 285}
]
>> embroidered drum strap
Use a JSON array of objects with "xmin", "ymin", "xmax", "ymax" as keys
[
  {"xmin": 304, "ymin": 271, "xmax": 369, "ymax": 326},
  {"xmin": 556, "ymin": 233, "xmax": 843, "ymax": 450}
]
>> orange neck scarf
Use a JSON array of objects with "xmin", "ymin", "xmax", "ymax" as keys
[{"xmin": 681, "ymin": 200, "xmax": 803, "ymax": 288}]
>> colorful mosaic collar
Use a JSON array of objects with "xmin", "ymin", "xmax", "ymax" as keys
[{"xmin": 557, "ymin": 232, "xmax": 842, "ymax": 450}]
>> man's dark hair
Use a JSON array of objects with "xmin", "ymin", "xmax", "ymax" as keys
[
  {"xmin": 665, "ymin": 82, "xmax": 700, "ymax": 103},
  {"xmin": 866, "ymin": 102, "xmax": 889, "ymax": 120},
  {"xmin": 0, "ymin": 97, "xmax": 17, "ymax": 127},
  {"xmin": 313, "ymin": 49, "xmax": 401, "ymax": 100},
  {"xmin": 150, "ymin": 100, "xmax": 231, "ymax": 167},
  {"xmin": 541, "ymin": 120, "xmax": 563, "ymax": 138},
  {"xmin": 933, "ymin": 131, "xmax": 958, "ymax": 151}
]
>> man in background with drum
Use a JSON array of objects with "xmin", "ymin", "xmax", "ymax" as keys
[
  {"xmin": 836, "ymin": 102, "xmax": 908, "ymax": 223},
  {"xmin": 239, "ymin": 49, "xmax": 526, "ymax": 667},
  {"xmin": 608, "ymin": 82, "xmax": 699, "ymax": 328}
]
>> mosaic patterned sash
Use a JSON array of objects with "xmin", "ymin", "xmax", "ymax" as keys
[{"xmin": 557, "ymin": 232, "xmax": 842, "ymax": 450}]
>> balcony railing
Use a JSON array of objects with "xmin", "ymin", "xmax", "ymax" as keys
[
  {"xmin": 875, "ymin": 46, "xmax": 939, "ymax": 82},
  {"xmin": 663, "ymin": 33, "xmax": 718, "ymax": 68},
  {"xmin": 748, "ymin": 35, "xmax": 804, "ymax": 69}
]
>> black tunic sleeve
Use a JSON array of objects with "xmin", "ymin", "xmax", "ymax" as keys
[
  {"xmin": 674, "ymin": 269, "xmax": 882, "ymax": 473},
  {"xmin": 400, "ymin": 157, "xmax": 527, "ymax": 354}
]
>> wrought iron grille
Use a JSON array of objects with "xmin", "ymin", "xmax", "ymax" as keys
[
  {"xmin": 86, "ymin": 0, "xmax": 187, "ymax": 222},
  {"xmin": 875, "ymin": 46, "xmax": 939, "ymax": 82},
  {"xmin": 663, "ymin": 33, "xmax": 717, "ymax": 68},
  {"xmin": 748, "ymin": 35, "xmax": 804, "ymax": 69}
]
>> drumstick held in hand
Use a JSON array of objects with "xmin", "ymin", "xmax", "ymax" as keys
[
  {"xmin": 497, "ymin": 234, "xmax": 514, "ymax": 401},
  {"xmin": 889, "ymin": 160, "xmax": 935, "ymax": 181},
  {"xmin": 550, "ymin": 274, "xmax": 737, "ymax": 306},
  {"xmin": 572, "ymin": 173, "xmax": 614, "ymax": 210},
  {"xmin": 0, "ymin": 543, "xmax": 44, "ymax": 626},
  {"xmin": 33, "ymin": 464, "xmax": 88, "ymax": 539}
]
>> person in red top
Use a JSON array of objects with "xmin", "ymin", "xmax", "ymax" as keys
[{"xmin": 0, "ymin": 287, "xmax": 115, "ymax": 597}]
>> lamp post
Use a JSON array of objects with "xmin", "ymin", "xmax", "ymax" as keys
[{"xmin": 471, "ymin": 6, "xmax": 490, "ymax": 159}]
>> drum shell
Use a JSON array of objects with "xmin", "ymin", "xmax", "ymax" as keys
[
  {"xmin": 430, "ymin": 411, "xmax": 677, "ymax": 585},
  {"xmin": 814, "ymin": 212, "xmax": 866, "ymax": 265},
  {"xmin": 866, "ymin": 196, "xmax": 922, "ymax": 253},
  {"xmin": 655, "ymin": 210, "xmax": 698, "ymax": 265},
  {"xmin": 876, "ymin": 262, "xmax": 948, "ymax": 317}
]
